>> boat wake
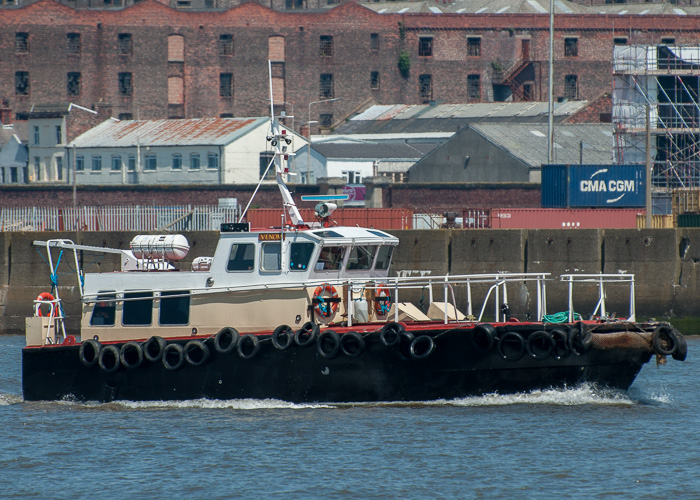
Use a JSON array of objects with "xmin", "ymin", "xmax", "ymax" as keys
[{"xmin": 0, "ymin": 393, "xmax": 23, "ymax": 405}]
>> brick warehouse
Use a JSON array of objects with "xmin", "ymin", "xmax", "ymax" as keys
[{"xmin": 3, "ymin": 0, "xmax": 700, "ymax": 136}]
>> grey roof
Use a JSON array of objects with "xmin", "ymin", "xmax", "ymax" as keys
[
  {"xmin": 69, "ymin": 117, "xmax": 269, "ymax": 148},
  {"xmin": 470, "ymin": 123, "xmax": 614, "ymax": 167},
  {"xmin": 0, "ymin": 134, "xmax": 27, "ymax": 168},
  {"xmin": 312, "ymin": 141, "xmax": 438, "ymax": 160},
  {"xmin": 336, "ymin": 101, "xmax": 589, "ymax": 135}
]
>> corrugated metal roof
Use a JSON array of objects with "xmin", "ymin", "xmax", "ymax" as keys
[
  {"xmin": 312, "ymin": 142, "xmax": 438, "ymax": 160},
  {"xmin": 69, "ymin": 117, "xmax": 268, "ymax": 148},
  {"xmin": 471, "ymin": 123, "xmax": 614, "ymax": 167}
]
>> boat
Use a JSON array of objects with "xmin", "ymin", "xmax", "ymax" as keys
[{"xmin": 21, "ymin": 65, "xmax": 687, "ymax": 403}]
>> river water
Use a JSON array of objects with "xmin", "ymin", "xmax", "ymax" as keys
[{"xmin": 0, "ymin": 334, "xmax": 697, "ymax": 499}]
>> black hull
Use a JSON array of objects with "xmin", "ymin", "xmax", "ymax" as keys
[{"xmin": 22, "ymin": 323, "xmax": 657, "ymax": 403}]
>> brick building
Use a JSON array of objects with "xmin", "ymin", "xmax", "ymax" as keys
[{"xmin": 2, "ymin": 0, "xmax": 700, "ymax": 137}]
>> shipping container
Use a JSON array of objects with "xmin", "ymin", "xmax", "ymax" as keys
[
  {"xmin": 678, "ymin": 213, "xmax": 700, "ymax": 228},
  {"xmin": 246, "ymin": 208, "xmax": 413, "ymax": 230},
  {"xmin": 636, "ymin": 214, "xmax": 674, "ymax": 229},
  {"xmin": 672, "ymin": 188, "xmax": 700, "ymax": 225},
  {"xmin": 541, "ymin": 164, "xmax": 646, "ymax": 208},
  {"xmin": 490, "ymin": 208, "xmax": 643, "ymax": 229}
]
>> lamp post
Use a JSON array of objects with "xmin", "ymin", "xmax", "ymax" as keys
[{"xmin": 307, "ymin": 97, "xmax": 342, "ymax": 184}]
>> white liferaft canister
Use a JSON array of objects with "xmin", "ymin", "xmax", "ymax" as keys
[{"xmin": 130, "ymin": 234, "xmax": 190, "ymax": 260}]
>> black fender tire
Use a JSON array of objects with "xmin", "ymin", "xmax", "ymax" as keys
[
  {"xmin": 143, "ymin": 336, "xmax": 167, "ymax": 363},
  {"xmin": 120, "ymin": 341, "xmax": 144, "ymax": 370},
  {"xmin": 214, "ymin": 327, "xmax": 239, "ymax": 354},
  {"xmin": 568, "ymin": 323, "xmax": 593, "ymax": 355},
  {"xmin": 410, "ymin": 335, "xmax": 435, "ymax": 360},
  {"xmin": 380, "ymin": 322, "xmax": 404, "ymax": 347},
  {"xmin": 317, "ymin": 330, "xmax": 340, "ymax": 359},
  {"xmin": 472, "ymin": 324, "xmax": 496, "ymax": 351},
  {"xmin": 237, "ymin": 334, "xmax": 260, "ymax": 359},
  {"xmin": 340, "ymin": 331, "xmax": 365, "ymax": 357},
  {"xmin": 79, "ymin": 339, "xmax": 102, "ymax": 367},
  {"xmin": 526, "ymin": 331, "xmax": 553, "ymax": 360},
  {"xmin": 295, "ymin": 322, "xmax": 319, "ymax": 347},
  {"xmin": 162, "ymin": 343, "xmax": 185, "ymax": 370},
  {"xmin": 184, "ymin": 340, "xmax": 210, "ymax": 366},
  {"xmin": 550, "ymin": 328, "xmax": 570, "ymax": 360},
  {"xmin": 272, "ymin": 325, "xmax": 295, "ymax": 350},
  {"xmin": 498, "ymin": 331, "xmax": 525, "ymax": 362},
  {"xmin": 652, "ymin": 326, "xmax": 678, "ymax": 356},
  {"xmin": 673, "ymin": 332, "xmax": 688, "ymax": 361},
  {"xmin": 98, "ymin": 345, "xmax": 121, "ymax": 373}
]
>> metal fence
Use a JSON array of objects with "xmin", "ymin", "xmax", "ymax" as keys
[{"xmin": 0, "ymin": 205, "xmax": 241, "ymax": 232}]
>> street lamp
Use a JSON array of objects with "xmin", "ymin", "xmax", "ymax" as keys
[{"xmin": 307, "ymin": 97, "xmax": 342, "ymax": 184}]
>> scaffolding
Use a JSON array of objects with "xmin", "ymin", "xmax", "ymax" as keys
[{"xmin": 612, "ymin": 45, "xmax": 700, "ymax": 189}]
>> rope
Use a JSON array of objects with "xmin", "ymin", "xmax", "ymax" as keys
[{"xmin": 543, "ymin": 311, "xmax": 583, "ymax": 323}]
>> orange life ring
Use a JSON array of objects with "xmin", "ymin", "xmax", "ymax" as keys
[
  {"xmin": 35, "ymin": 292, "xmax": 55, "ymax": 317},
  {"xmin": 374, "ymin": 286, "xmax": 392, "ymax": 316},
  {"xmin": 313, "ymin": 284, "xmax": 339, "ymax": 318}
]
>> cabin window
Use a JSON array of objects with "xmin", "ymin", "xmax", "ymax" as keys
[
  {"xmin": 122, "ymin": 291, "xmax": 153, "ymax": 326},
  {"xmin": 375, "ymin": 246, "xmax": 393, "ymax": 270},
  {"xmin": 227, "ymin": 243, "xmax": 255, "ymax": 271},
  {"xmin": 261, "ymin": 242, "xmax": 281, "ymax": 272},
  {"xmin": 159, "ymin": 291, "xmax": 190, "ymax": 325},
  {"xmin": 315, "ymin": 246, "xmax": 345, "ymax": 271},
  {"xmin": 347, "ymin": 245, "xmax": 377, "ymax": 270},
  {"xmin": 290, "ymin": 242, "xmax": 315, "ymax": 271},
  {"xmin": 90, "ymin": 293, "xmax": 116, "ymax": 326}
]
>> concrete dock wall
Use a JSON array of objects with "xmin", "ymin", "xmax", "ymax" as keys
[{"xmin": 1, "ymin": 229, "xmax": 699, "ymax": 335}]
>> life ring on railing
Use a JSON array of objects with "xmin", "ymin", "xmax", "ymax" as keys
[
  {"xmin": 374, "ymin": 286, "xmax": 392, "ymax": 316},
  {"xmin": 313, "ymin": 284, "xmax": 339, "ymax": 318},
  {"xmin": 34, "ymin": 292, "xmax": 55, "ymax": 317}
]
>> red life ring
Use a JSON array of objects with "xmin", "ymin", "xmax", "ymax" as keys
[
  {"xmin": 35, "ymin": 292, "xmax": 55, "ymax": 317},
  {"xmin": 374, "ymin": 286, "xmax": 391, "ymax": 316},
  {"xmin": 313, "ymin": 284, "xmax": 339, "ymax": 318}
]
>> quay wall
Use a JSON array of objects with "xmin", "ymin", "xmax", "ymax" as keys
[{"xmin": 1, "ymin": 228, "xmax": 699, "ymax": 335}]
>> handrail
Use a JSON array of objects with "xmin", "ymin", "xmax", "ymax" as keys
[{"xmin": 560, "ymin": 273, "xmax": 635, "ymax": 322}]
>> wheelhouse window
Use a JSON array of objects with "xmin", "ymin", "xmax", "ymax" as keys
[
  {"xmin": 315, "ymin": 246, "xmax": 345, "ymax": 271},
  {"xmin": 347, "ymin": 245, "xmax": 377, "ymax": 270},
  {"xmin": 122, "ymin": 292, "xmax": 153, "ymax": 326},
  {"xmin": 89, "ymin": 293, "xmax": 116, "ymax": 326},
  {"xmin": 375, "ymin": 246, "xmax": 393, "ymax": 270},
  {"xmin": 261, "ymin": 242, "xmax": 281, "ymax": 272},
  {"xmin": 159, "ymin": 291, "xmax": 190, "ymax": 325},
  {"xmin": 227, "ymin": 243, "xmax": 255, "ymax": 271},
  {"xmin": 290, "ymin": 242, "xmax": 315, "ymax": 271}
]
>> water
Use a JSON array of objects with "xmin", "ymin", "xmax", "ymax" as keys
[{"xmin": 0, "ymin": 334, "xmax": 697, "ymax": 499}]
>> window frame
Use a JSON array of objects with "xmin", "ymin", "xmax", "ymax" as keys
[
  {"xmin": 91, "ymin": 155, "xmax": 102, "ymax": 172},
  {"xmin": 418, "ymin": 37, "xmax": 433, "ymax": 57},
  {"xmin": 158, "ymin": 291, "xmax": 190, "ymax": 326},
  {"xmin": 467, "ymin": 37, "xmax": 481, "ymax": 57},
  {"xmin": 122, "ymin": 291, "xmax": 153, "ymax": 326},
  {"xmin": 226, "ymin": 242, "xmax": 256, "ymax": 272},
  {"xmin": 111, "ymin": 155, "xmax": 122, "ymax": 171}
]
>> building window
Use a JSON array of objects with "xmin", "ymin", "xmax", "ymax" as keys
[
  {"xmin": 320, "ymin": 35, "xmax": 333, "ymax": 57},
  {"xmin": 118, "ymin": 73, "xmax": 133, "ymax": 97},
  {"xmin": 111, "ymin": 155, "xmax": 122, "ymax": 171},
  {"xmin": 320, "ymin": 73, "xmax": 334, "ymax": 99},
  {"xmin": 118, "ymin": 113, "xmax": 133, "ymax": 121},
  {"xmin": 565, "ymin": 38, "xmax": 578, "ymax": 57},
  {"xmin": 118, "ymin": 33, "xmax": 133, "ymax": 55},
  {"xmin": 320, "ymin": 114, "xmax": 333, "ymax": 128},
  {"xmin": 468, "ymin": 74, "xmax": 481, "ymax": 100},
  {"xmin": 614, "ymin": 38, "xmax": 628, "ymax": 46},
  {"xmin": 172, "ymin": 154, "xmax": 182, "ymax": 170},
  {"xmin": 190, "ymin": 153, "xmax": 200, "ymax": 170},
  {"xmin": 34, "ymin": 157, "xmax": 41, "ymax": 181},
  {"xmin": 91, "ymin": 155, "xmax": 102, "ymax": 172},
  {"xmin": 15, "ymin": 32, "xmax": 28, "ymax": 53},
  {"xmin": 219, "ymin": 34, "xmax": 233, "ymax": 56},
  {"xmin": 127, "ymin": 154, "xmax": 136, "ymax": 171},
  {"xmin": 564, "ymin": 74, "xmax": 578, "ymax": 100},
  {"xmin": 56, "ymin": 157, "xmax": 63, "ymax": 181},
  {"xmin": 661, "ymin": 38, "xmax": 675, "ymax": 45},
  {"xmin": 33, "ymin": 126, "xmax": 40, "ymax": 145},
  {"xmin": 342, "ymin": 170, "xmax": 362, "ymax": 184},
  {"xmin": 67, "ymin": 72, "xmax": 81, "ymax": 97},
  {"xmin": 207, "ymin": 153, "xmax": 219, "ymax": 170},
  {"xmin": 67, "ymin": 33, "xmax": 81, "ymax": 55},
  {"xmin": 418, "ymin": 37, "xmax": 433, "ymax": 57},
  {"xmin": 76, "ymin": 155, "xmax": 85, "ymax": 172},
  {"xmin": 15, "ymin": 71, "xmax": 29, "ymax": 96},
  {"xmin": 467, "ymin": 37, "xmax": 481, "ymax": 57},
  {"xmin": 144, "ymin": 154, "xmax": 157, "ymax": 171},
  {"xmin": 370, "ymin": 33, "xmax": 379, "ymax": 51},
  {"xmin": 220, "ymin": 73, "xmax": 233, "ymax": 98},
  {"xmin": 286, "ymin": 0, "xmax": 303, "ymax": 8},
  {"xmin": 419, "ymin": 74, "xmax": 433, "ymax": 101},
  {"xmin": 56, "ymin": 126, "xmax": 62, "ymax": 145},
  {"xmin": 370, "ymin": 71, "xmax": 380, "ymax": 90},
  {"xmin": 259, "ymin": 151, "xmax": 275, "ymax": 180}
]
